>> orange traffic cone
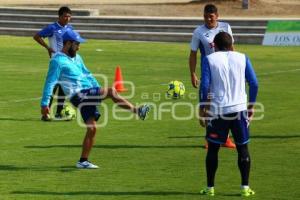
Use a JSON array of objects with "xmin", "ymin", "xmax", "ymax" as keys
[
  {"xmin": 113, "ymin": 65, "xmax": 127, "ymax": 92},
  {"xmin": 222, "ymin": 137, "xmax": 236, "ymax": 149},
  {"xmin": 205, "ymin": 137, "xmax": 236, "ymax": 149}
]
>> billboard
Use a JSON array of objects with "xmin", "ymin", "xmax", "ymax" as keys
[{"xmin": 262, "ymin": 20, "xmax": 300, "ymax": 46}]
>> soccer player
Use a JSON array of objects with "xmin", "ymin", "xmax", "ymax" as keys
[
  {"xmin": 199, "ymin": 32, "xmax": 258, "ymax": 196},
  {"xmin": 34, "ymin": 6, "xmax": 73, "ymax": 121},
  {"xmin": 40, "ymin": 30, "xmax": 150, "ymax": 169},
  {"xmin": 189, "ymin": 4, "xmax": 235, "ymax": 148}
]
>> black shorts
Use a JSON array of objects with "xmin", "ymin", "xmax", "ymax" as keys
[
  {"xmin": 70, "ymin": 87, "xmax": 102, "ymax": 123},
  {"xmin": 206, "ymin": 111, "xmax": 250, "ymax": 145}
]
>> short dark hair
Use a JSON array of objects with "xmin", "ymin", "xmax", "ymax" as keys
[
  {"xmin": 204, "ymin": 4, "xmax": 218, "ymax": 14},
  {"xmin": 58, "ymin": 6, "xmax": 72, "ymax": 16},
  {"xmin": 213, "ymin": 32, "xmax": 233, "ymax": 51}
]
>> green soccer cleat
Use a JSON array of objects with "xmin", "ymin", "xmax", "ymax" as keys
[
  {"xmin": 241, "ymin": 188, "xmax": 255, "ymax": 197},
  {"xmin": 200, "ymin": 187, "xmax": 215, "ymax": 196}
]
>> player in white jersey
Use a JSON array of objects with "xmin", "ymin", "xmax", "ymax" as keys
[
  {"xmin": 198, "ymin": 32, "xmax": 258, "ymax": 197},
  {"xmin": 33, "ymin": 6, "xmax": 73, "ymax": 121},
  {"xmin": 190, "ymin": 21, "xmax": 232, "ymax": 57},
  {"xmin": 189, "ymin": 4, "xmax": 235, "ymax": 148}
]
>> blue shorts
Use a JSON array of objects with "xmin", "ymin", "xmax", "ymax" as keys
[
  {"xmin": 70, "ymin": 87, "xmax": 102, "ymax": 123},
  {"xmin": 206, "ymin": 111, "xmax": 250, "ymax": 145}
]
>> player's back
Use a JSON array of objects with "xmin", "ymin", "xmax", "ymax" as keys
[{"xmin": 206, "ymin": 51, "xmax": 247, "ymax": 115}]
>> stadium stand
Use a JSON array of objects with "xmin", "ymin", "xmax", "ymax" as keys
[{"xmin": 0, "ymin": 7, "xmax": 267, "ymax": 44}]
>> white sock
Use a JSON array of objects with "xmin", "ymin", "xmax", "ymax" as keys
[
  {"xmin": 241, "ymin": 185, "xmax": 249, "ymax": 189},
  {"xmin": 207, "ymin": 187, "xmax": 214, "ymax": 190}
]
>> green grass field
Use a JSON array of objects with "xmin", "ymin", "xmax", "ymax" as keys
[{"xmin": 0, "ymin": 35, "xmax": 299, "ymax": 200}]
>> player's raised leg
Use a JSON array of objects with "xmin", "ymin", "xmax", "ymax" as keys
[{"xmin": 100, "ymin": 87, "xmax": 150, "ymax": 120}]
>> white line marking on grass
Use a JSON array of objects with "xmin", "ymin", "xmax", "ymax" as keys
[
  {"xmin": 0, "ymin": 97, "xmax": 41, "ymax": 104},
  {"xmin": 96, "ymin": 49, "xmax": 103, "ymax": 52},
  {"xmin": 157, "ymin": 69, "xmax": 300, "ymax": 86},
  {"xmin": 258, "ymin": 69, "xmax": 300, "ymax": 76},
  {"xmin": 0, "ymin": 69, "xmax": 299, "ymax": 105},
  {"xmin": 13, "ymin": 97, "xmax": 42, "ymax": 103}
]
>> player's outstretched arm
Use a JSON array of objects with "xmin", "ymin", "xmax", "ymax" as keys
[{"xmin": 41, "ymin": 106, "xmax": 50, "ymax": 117}]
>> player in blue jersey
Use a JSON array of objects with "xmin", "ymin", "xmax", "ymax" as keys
[
  {"xmin": 189, "ymin": 4, "xmax": 235, "ymax": 148},
  {"xmin": 198, "ymin": 32, "xmax": 258, "ymax": 197},
  {"xmin": 34, "ymin": 6, "xmax": 73, "ymax": 121},
  {"xmin": 41, "ymin": 30, "xmax": 150, "ymax": 169}
]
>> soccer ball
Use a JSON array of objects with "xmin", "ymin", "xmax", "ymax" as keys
[
  {"xmin": 167, "ymin": 80, "xmax": 185, "ymax": 99},
  {"xmin": 61, "ymin": 105, "xmax": 76, "ymax": 120}
]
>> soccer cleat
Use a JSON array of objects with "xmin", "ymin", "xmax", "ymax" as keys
[
  {"xmin": 241, "ymin": 188, "xmax": 255, "ymax": 197},
  {"xmin": 41, "ymin": 114, "xmax": 51, "ymax": 121},
  {"xmin": 53, "ymin": 113, "xmax": 73, "ymax": 121},
  {"xmin": 138, "ymin": 104, "xmax": 150, "ymax": 120},
  {"xmin": 200, "ymin": 187, "xmax": 215, "ymax": 196},
  {"xmin": 54, "ymin": 113, "xmax": 63, "ymax": 119},
  {"xmin": 76, "ymin": 161, "xmax": 99, "ymax": 169},
  {"xmin": 222, "ymin": 137, "xmax": 236, "ymax": 148}
]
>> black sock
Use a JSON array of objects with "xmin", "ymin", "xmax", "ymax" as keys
[
  {"xmin": 79, "ymin": 157, "xmax": 88, "ymax": 162},
  {"xmin": 237, "ymin": 144, "xmax": 251, "ymax": 185},
  {"xmin": 56, "ymin": 104, "xmax": 64, "ymax": 115},
  {"xmin": 56, "ymin": 85, "xmax": 65, "ymax": 115},
  {"xmin": 206, "ymin": 142, "xmax": 220, "ymax": 187}
]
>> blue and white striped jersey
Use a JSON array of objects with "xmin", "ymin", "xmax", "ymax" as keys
[{"xmin": 38, "ymin": 22, "xmax": 73, "ymax": 54}]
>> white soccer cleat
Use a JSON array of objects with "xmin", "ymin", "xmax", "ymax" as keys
[{"xmin": 76, "ymin": 161, "xmax": 99, "ymax": 169}]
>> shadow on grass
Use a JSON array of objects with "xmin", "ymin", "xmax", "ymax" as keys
[
  {"xmin": 0, "ymin": 165, "xmax": 29, "ymax": 171},
  {"xmin": 169, "ymin": 134, "xmax": 300, "ymax": 140},
  {"xmin": 0, "ymin": 165, "xmax": 77, "ymax": 172},
  {"xmin": 59, "ymin": 166, "xmax": 78, "ymax": 172},
  {"xmin": 251, "ymin": 135, "xmax": 300, "ymax": 139},
  {"xmin": 12, "ymin": 190, "xmax": 200, "ymax": 196},
  {"xmin": 168, "ymin": 135, "xmax": 204, "ymax": 139},
  {"xmin": 221, "ymin": 193, "xmax": 241, "ymax": 197},
  {"xmin": 11, "ymin": 190, "xmax": 243, "ymax": 197},
  {"xmin": 24, "ymin": 144, "xmax": 205, "ymax": 149},
  {"xmin": 0, "ymin": 117, "xmax": 75, "ymax": 122}
]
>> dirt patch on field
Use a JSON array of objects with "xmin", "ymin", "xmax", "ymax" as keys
[
  {"xmin": 96, "ymin": 0, "xmax": 300, "ymax": 18},
  {"xmin": 1, "ymin": 0, "xmax": 300, "ymax": 17}
]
